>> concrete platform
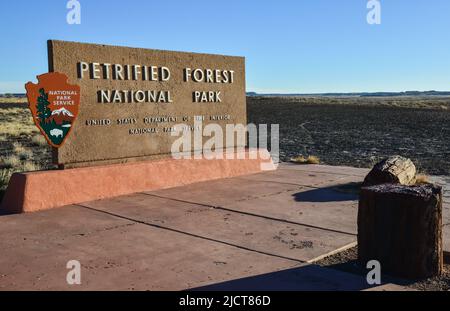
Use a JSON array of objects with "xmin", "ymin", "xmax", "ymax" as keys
[
  {"xmin": 0, "ymin": 164, "xmax": 448, "ymax": 290},
  {"xmin": 1, "ymin": 149, "xmax": 274, "ymax": 213}
]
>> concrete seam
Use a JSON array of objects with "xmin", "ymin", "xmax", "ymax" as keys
[
  {"xmin": 140, "ymin": 192, "xmax": 357, "ymax": 237},
  {"xmin": 233, "ymin": 177, "xmax": 315, "ymax": 187},
  {"xmin": 75, "ymin": 203, "xmax": 306, "ymax": 264},
  {"xmin": 278, "ymin": 167, "xmax": 368, "ymax": 178}
]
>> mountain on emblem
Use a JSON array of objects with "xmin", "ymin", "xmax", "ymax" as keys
[
  {"xmin": 51, "ymin": 107, "xmax": 74, "ymax": 117},
  {"xmin": 25, "ymin": 72, "xmax": 80, "ymax": 148}
]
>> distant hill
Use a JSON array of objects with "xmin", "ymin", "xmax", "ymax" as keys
[
  {"xmin": 246, "ymin": 92, "xmax": 259, "ymax": 97},
  {"xmin": 246, "ymin": 91, "xmax": 450, "ymax": 97},
  {"xmin": 0, "ymin": 93, "xmax": 27, "ymax": 98},
  {"xmin": 6, "ymin": 91, "xmax": 450, "ymax": 100}
]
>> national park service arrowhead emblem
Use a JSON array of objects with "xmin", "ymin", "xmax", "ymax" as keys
[{"xmin": 25, "ymin": 72, "xmax": 80, "ymax": 148}]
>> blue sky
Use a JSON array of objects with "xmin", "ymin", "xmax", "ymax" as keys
[{"xmin": 1, "ymin": 0, "xmax": 450, "ymax": 93}]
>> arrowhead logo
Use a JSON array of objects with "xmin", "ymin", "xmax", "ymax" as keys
[{"xmin": 25, "ymin": 72, "xmax": 80, "ymax": 148}]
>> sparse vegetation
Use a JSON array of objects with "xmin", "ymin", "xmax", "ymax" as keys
[
  {"xmin": 0, "ymin": 168, "xmax": 14, "ymax": 194},
  {"xmin": 0, "ymin": 96, "xmax": 27, "ymax": 104},
  {"xmin": 290, "ymin": 155, "xmax": 320, "ymax": 165},
  {"xmin": 13, "ymin": 143, "xmax": 33, "ymax": 160},
  {"xmin": 0, "ymin": 106, "xmax": 39, "ymax": 136},
  {"xmin": 21, "ymin": 161, "xmax": 41, "ymax": 172},
  {"xmin": 31, "ymin": 134, "xmax": 47, "ymax": 146},
  {"xmin": 2, "ymin": 155, "xmax": 20, "ymax": 168},
  {"xmin": 0, "ymin": 98, "xmax": 52, "ymax": 200},
  {"xmin": 415, "ymin": 174, "xmax": 430, "ymax": 185}
]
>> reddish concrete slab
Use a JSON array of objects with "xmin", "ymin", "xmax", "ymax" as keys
[
  {"xmin": 219, "ymin": 187, "xmax": 358, "ymax": 235},
  {"xmin": 81, "ymin": 193, "xmax": 356, "ymax": 263},
  {"xmin": 236, "ymin": 168, "xmax": 363, "ymax": 188},
  {"xmin": 147, "ymin": 167, "xmax": 361, "ymax": 235},
  {"xmin": 146, "ymin": 177, "xmax": 302, "ymax": 207},
  {"xmin": 279, "ymin": 164, "xmax": 370, "ymax": 177},
  {"xmin": 0, "ymin": 205, "xmax": 133, "ymax": 251},
  {"xmin": 0, "ymin": 205, "xmax": 302, "ymax": 291}
]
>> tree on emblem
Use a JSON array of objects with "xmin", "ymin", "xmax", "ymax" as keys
[{"xmin": 36, "ymin": 88, "xmax": 52, "ymax": 123}]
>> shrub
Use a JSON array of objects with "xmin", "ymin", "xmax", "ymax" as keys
[
  {"xmin": 13, "ymin": 143, "xmax": 33, "ymax": 160},
  {"xmin": 290, "ymin": 155, "xmax": 320, "ymax": 165}
]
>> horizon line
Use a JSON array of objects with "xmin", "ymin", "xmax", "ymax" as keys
[{"xmin": 3, "ymin": 90, "xmax": 450, "ymax": 97}]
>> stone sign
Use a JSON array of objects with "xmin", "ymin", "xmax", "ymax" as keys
[{"xmin": 47, "ymin": 40, "xmax": 246, "ymax": 167}]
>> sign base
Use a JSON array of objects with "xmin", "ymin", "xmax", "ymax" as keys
[{"xmin": 1, "ymin": 149, "xmax": 275, "ymax": 214}]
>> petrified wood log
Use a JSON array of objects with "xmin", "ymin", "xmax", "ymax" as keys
[
  {"xmin": 358, "ymin": 183, "xmax": 443, "ymax": 279},
  {"xmin": 363, "ymin": 155, "xmax": 416, "ymax": 187}
]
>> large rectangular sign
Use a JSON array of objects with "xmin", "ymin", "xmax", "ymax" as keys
[{"xmin": 48, "ymin": 40, "xmax": 246, "ymax": 166}]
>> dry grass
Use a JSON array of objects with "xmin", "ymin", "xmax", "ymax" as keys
[
  {"xmin": 290, "ymin": 155, "xmax": 320, "ymax": 165},
  {"xmin": 415, "ymin": 174, "xmax": 430, "ymax": 185},
  {"xmin": 0, "ymin": 104, "xmax": 52, "ymax": 197},
  {"xmin": 0, "ymin": 168, "xmax": 14, "ymax": 192},
  {"xmin": 0, "ymin": 106, "xmax": 38, "ymax": 136},
  {"xmin": 21, "ymin": 161, "xmax": 41, "ymax": 172},
  {"xmin": 2, "ymin": 155, "xmax": 20, "ymax": 168},
  {"xmin": 31, "ymin": 134, "xmax": 47, "ymax": 146},
  {"xmin": 13, "ymin": 143, "xmax": 33, "ymax": 160},
  {"xmin": 0, "ymin": 97, "xmax": 27, "ymax": 104}
]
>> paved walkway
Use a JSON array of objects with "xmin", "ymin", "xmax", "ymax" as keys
[{"xmin": 0, "ymin": 164, "xmax": 448, "ymax": 290}]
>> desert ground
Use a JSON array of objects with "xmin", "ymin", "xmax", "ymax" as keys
[
  {"xmin": 247, "ymin": 96, "xmax": 450, "ymax": 176},
  {"xmin": 1, "ymin": 95, "xmax": 450, "ymax": 199}
]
